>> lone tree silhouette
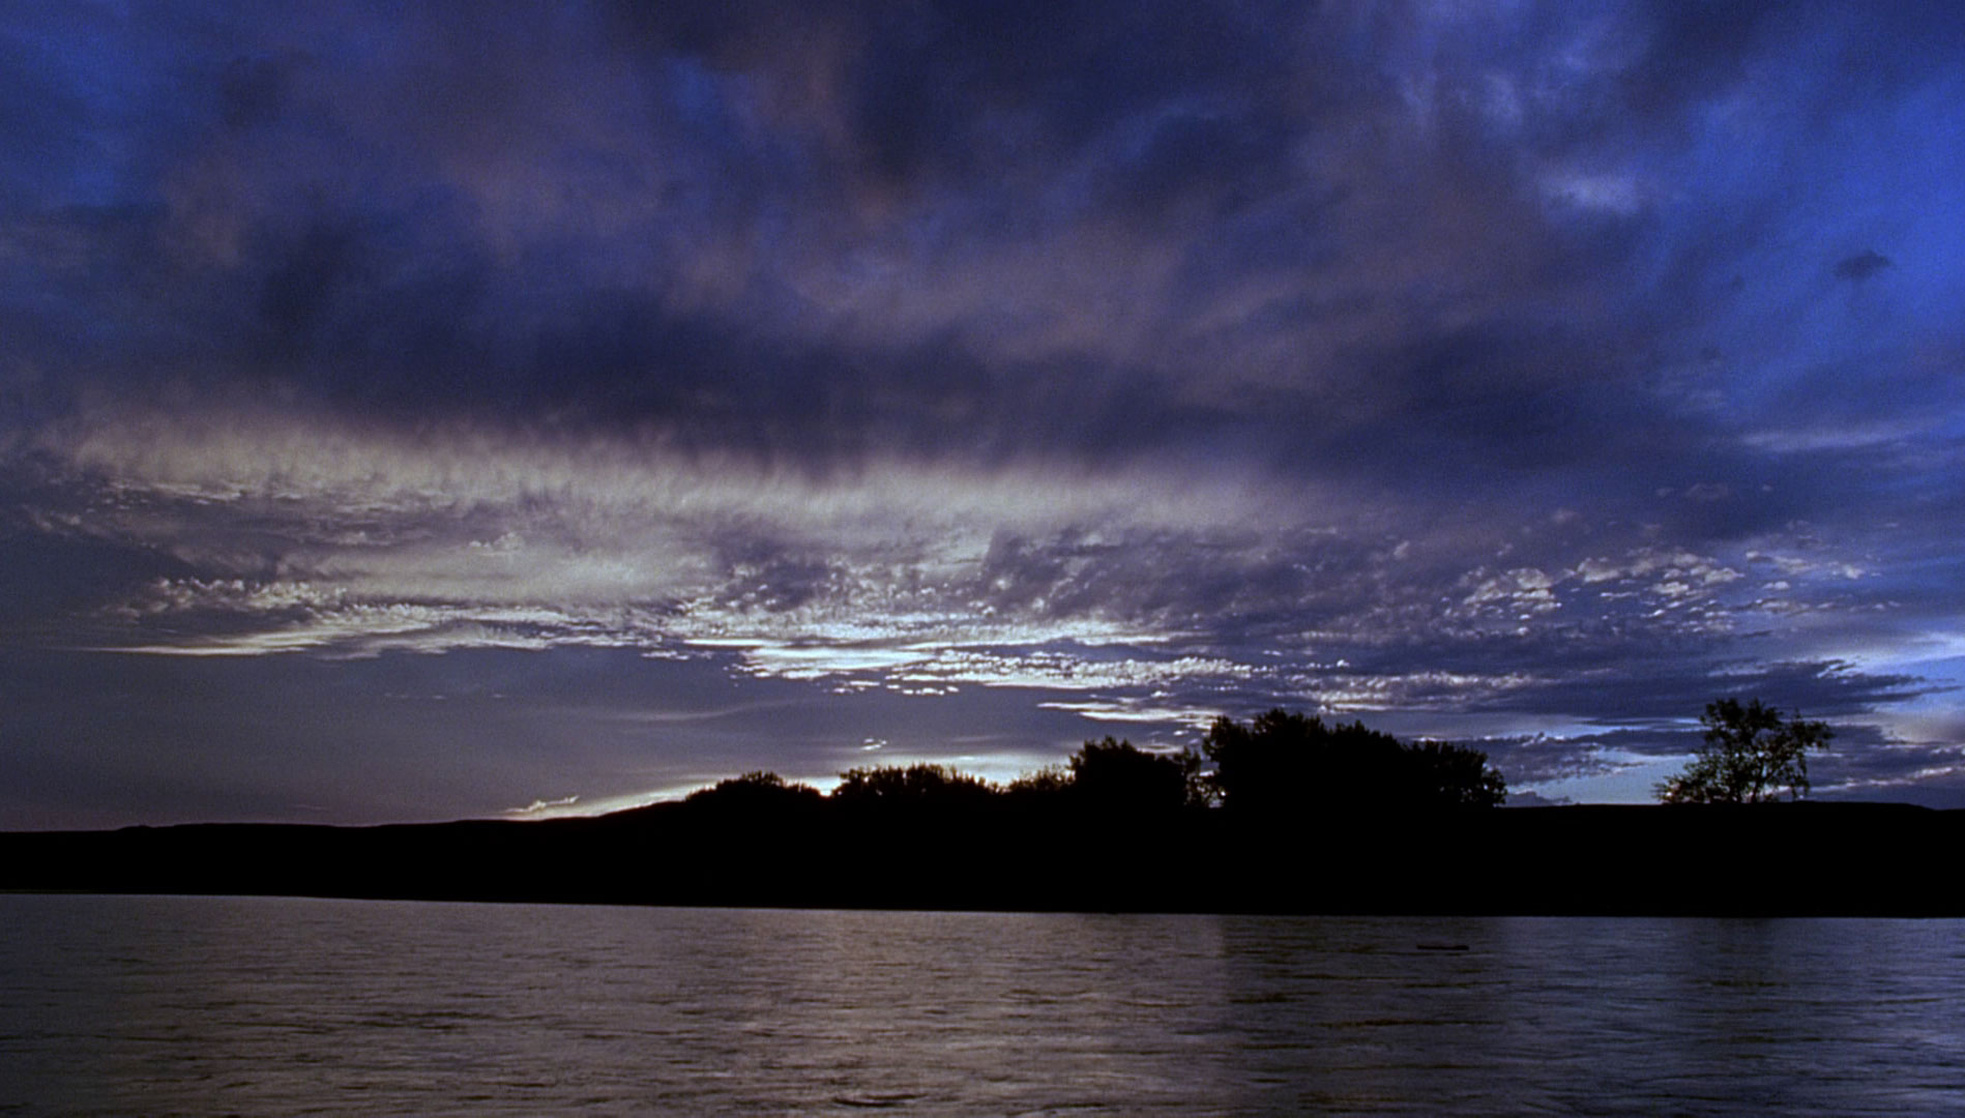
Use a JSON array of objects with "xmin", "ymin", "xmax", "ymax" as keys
[{"xmin": 1656, "ymin": 698, "xmax": 1833, "ymax": 804}]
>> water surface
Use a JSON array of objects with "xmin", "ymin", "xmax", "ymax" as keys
[{"xmin": 2, "ymin": 895, "xmax": 1961, "ymax": 1115}]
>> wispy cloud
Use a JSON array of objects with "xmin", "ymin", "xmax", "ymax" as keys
[{"xmin": 10, "ymin": 405, "xmax": 1930, "ymax": 736}]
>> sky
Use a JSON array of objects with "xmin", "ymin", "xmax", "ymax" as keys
[{"xmin": 3, "ymin": 1, "xmax": 1964, "ymax": 829}]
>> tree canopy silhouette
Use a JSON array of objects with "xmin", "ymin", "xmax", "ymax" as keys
[
  {"xmin": 1066, "ymin": 736, "xmax": 1201, "ymax": 813},
  {"xmin": 1656, "ymin": 698, "xmax": 1833, "ymax": 804},
  {"xmin": 685, "ymin": 770, "xmax": 823, "ymax": 813},
  {"xmin": 1003, "ymin": 764, "xmax": 1073, "ymax": 802},
  {"xmin": 680, "ymin": 711, "xmax": 1509, "ymax": 827},
  {"xmin": 1202, "ymin": 709, "xmax": 1506, "ymax": 815},
  {"xmin": 831, "ymin": 763, "xmax": 997, "ymax": 809}
]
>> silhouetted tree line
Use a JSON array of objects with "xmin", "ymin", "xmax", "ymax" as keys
[
  {"xmin": 12, "ymin": 699, "xmax": 1956, "ymax": 916},
  {"xmin": 684, "ymin": 710, "xmax": 1507, "ymax": 820}
]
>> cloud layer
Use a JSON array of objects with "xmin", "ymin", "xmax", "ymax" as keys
[{"xmin": 3, "ymin": 1, "xmax": 1963, "ymax": 823}]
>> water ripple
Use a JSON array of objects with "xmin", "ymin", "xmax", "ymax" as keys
[{"xmin": 0, "ymin": 898, "xmax": 1961, "ymax": 1115}]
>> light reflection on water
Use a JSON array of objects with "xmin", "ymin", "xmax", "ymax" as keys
[{"xmin": 1, "ymin": 895, "xmax": 1961, "ymax": 1115}]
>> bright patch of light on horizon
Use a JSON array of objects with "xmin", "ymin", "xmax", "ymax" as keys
[
  {"xmin": 1822, "ymin": 757, "xmax": 1965, "ymax": 796},
  {"xmin": 1518, "ymin": 750, "xmax": 1686, "ymax": 806},
  {"xmin": 506, "ymin": 795, "xmax": 580, "ymax": 817},
  {"xmin": 501, "ymin": 787, "xmax": 682, "ymax": 820}
]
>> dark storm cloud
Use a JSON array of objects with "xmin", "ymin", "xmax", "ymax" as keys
[
  {"xmin": 0, "ymin": 6, "xmax": 1565, "ymax": 426},
  {"xmin": 6, "ymin": 0, "xmax": 1959, "ymax": 478}
]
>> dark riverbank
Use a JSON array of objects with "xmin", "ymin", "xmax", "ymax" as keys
[{"xmin": 3, "ymin": 801, "xmax": 1958, "ymax": 916}]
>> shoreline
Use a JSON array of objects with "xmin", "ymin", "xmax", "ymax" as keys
[{"xmin": 4, "ymin": 801, "xmax": 1959, "ymax": 918}]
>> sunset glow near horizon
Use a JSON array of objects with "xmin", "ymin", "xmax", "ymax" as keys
[{"xmin": 4, "ymin": 2, "xmax": 1964, "ymax": 828}]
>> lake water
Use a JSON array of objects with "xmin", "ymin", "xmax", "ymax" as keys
[{"xmin": 2, "ymin": 895, "xmax": 1962, "ymax": 1115}]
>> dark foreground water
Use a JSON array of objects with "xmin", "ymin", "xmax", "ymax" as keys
[{"xmin": 2, "ymin": 895, "xmax": 1962, "ymax": 1116}]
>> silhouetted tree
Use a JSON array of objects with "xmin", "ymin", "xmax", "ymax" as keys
[
  {"xmin": 1067, "ymin": 737, "xmax": 1199, "ymax": 813},
  {"xmin": 1656, "ymin": 698, "xmax": 1833, "ymax": 804},
  {"xmin": 1004, "ymin": 764, "xmax": 1073, "ymax": 802},
  {"xmin": 1403, "ymin": 740, "xmax": 1510, "ymax": 807},
  {"xmin": 685, "ymin": 771, "xmax": 823, "ymax": 812},
  {"xmin": 1202, "ymin": 709, "xmax": 1506, "ymax": 815},
  {"xmin": 831, "ymin": 763, "xmax": 998, "ymax": 808}
]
